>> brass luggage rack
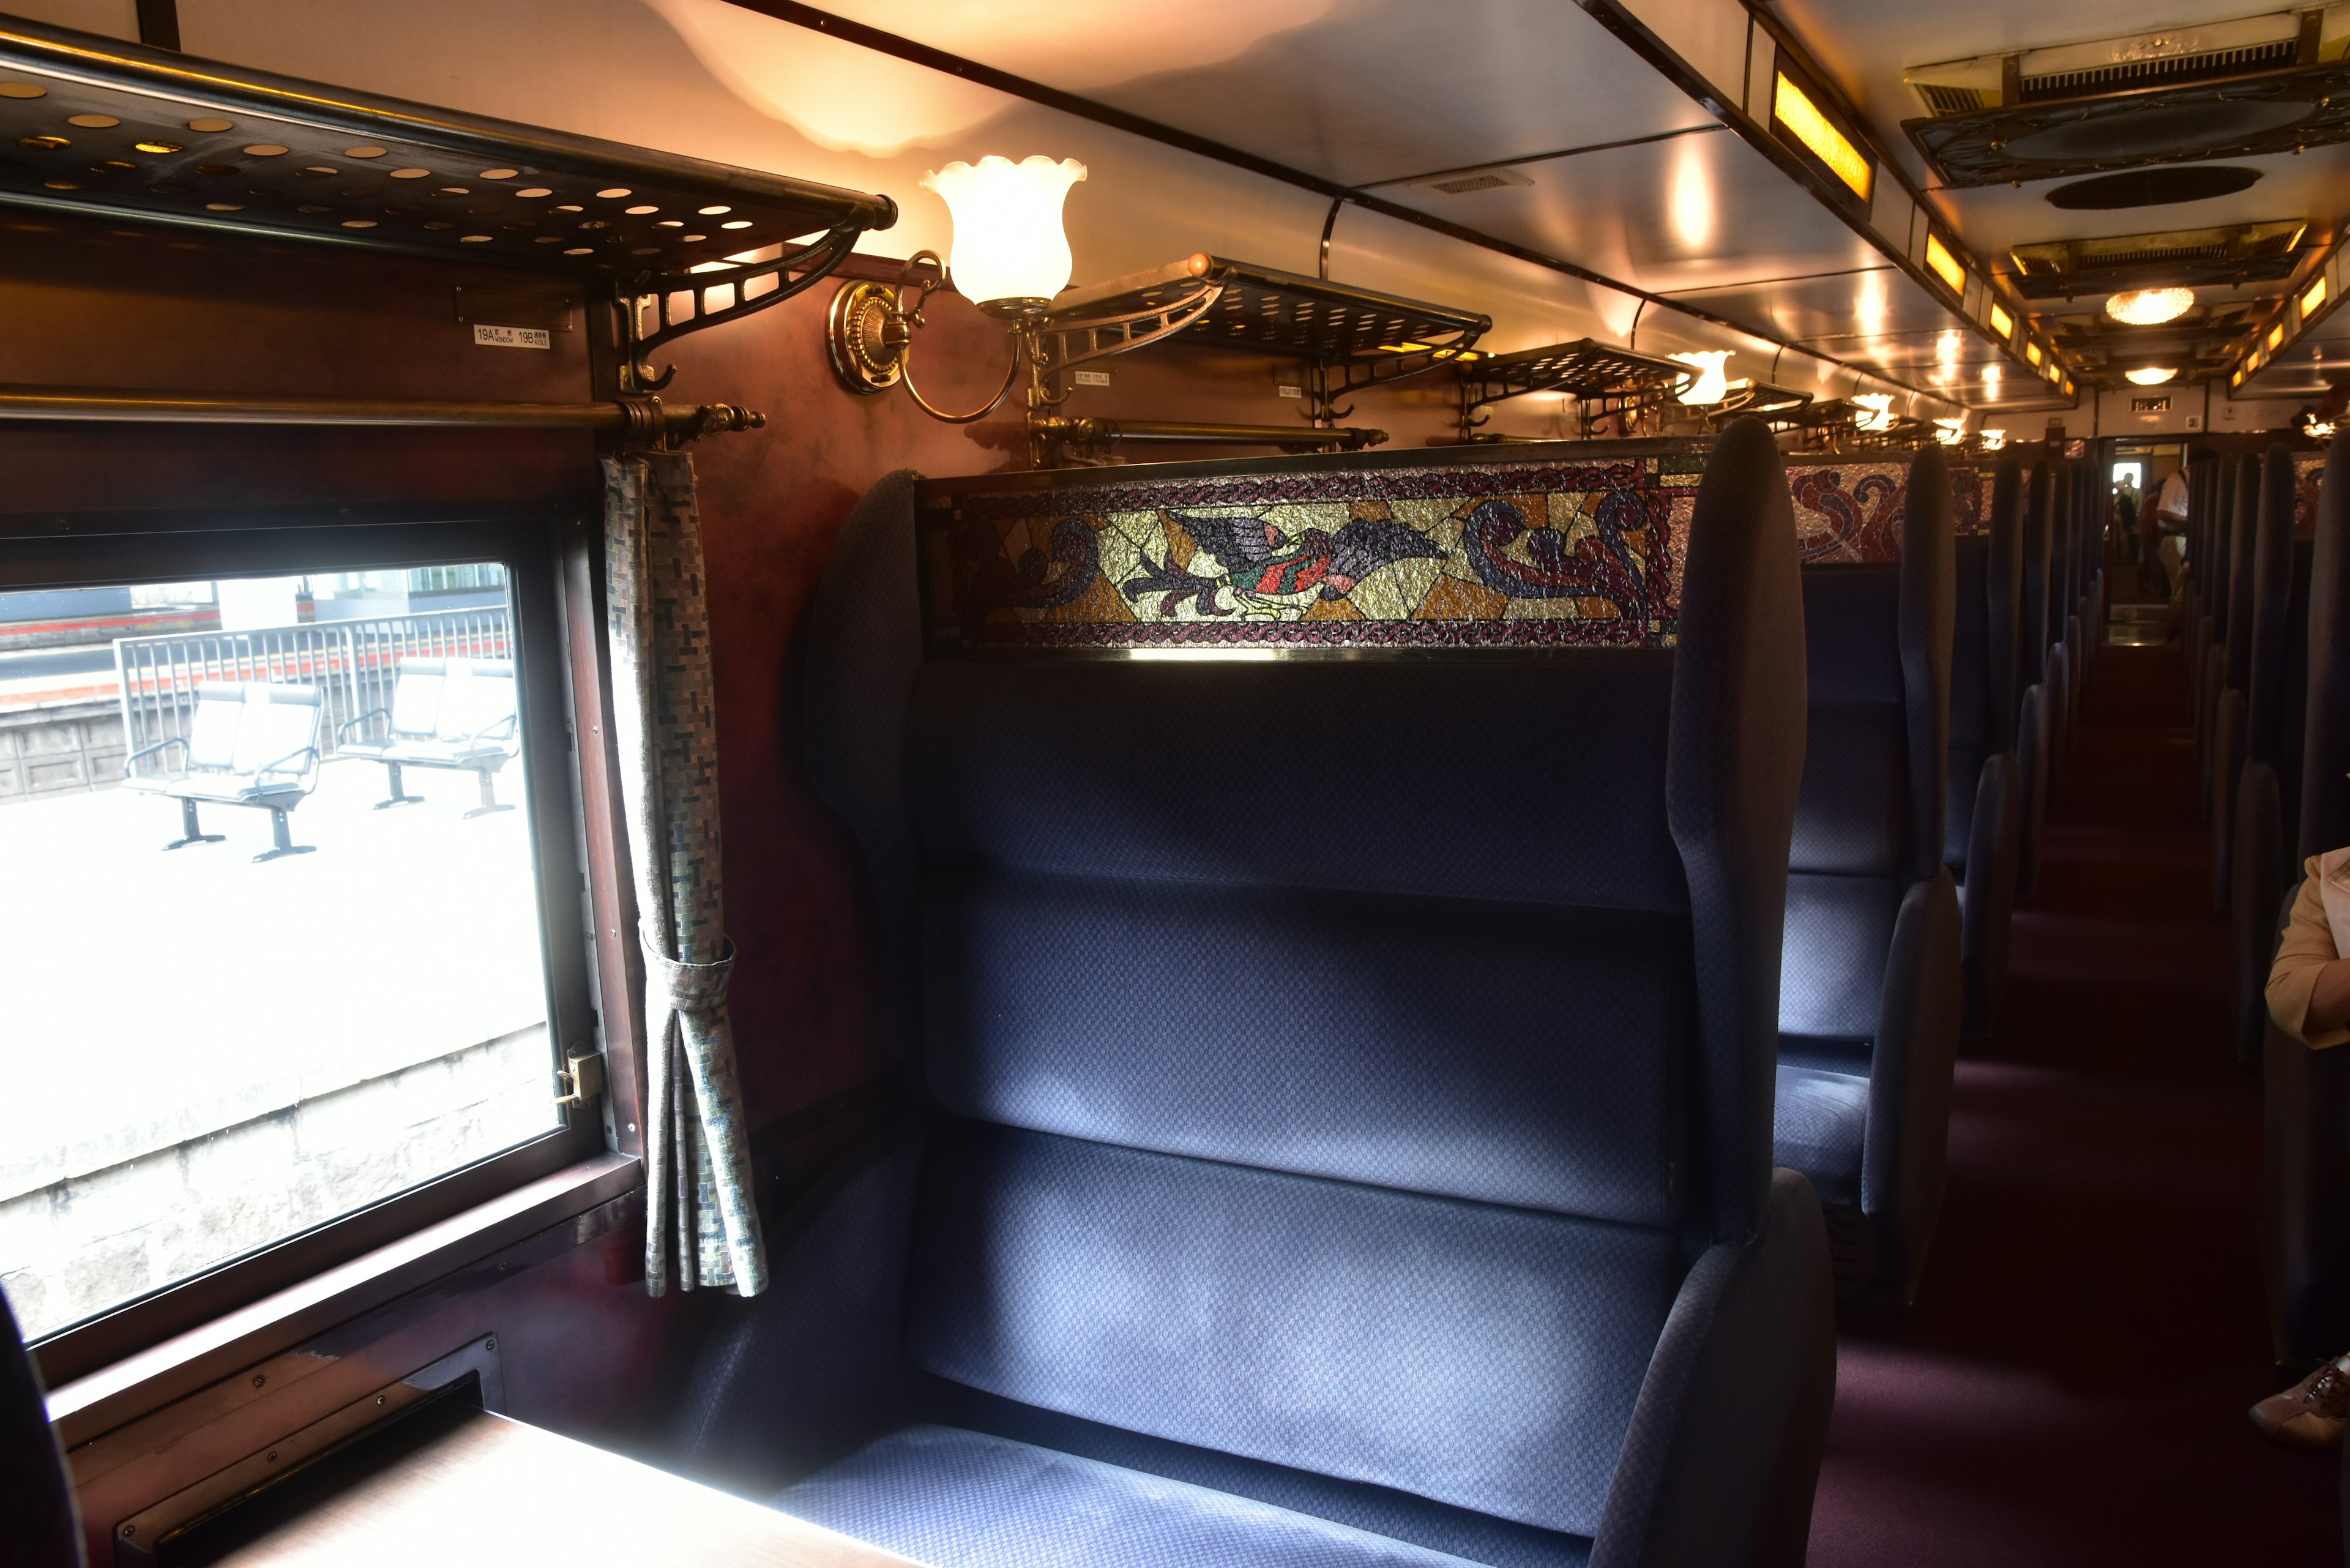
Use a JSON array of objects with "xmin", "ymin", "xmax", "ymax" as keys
[
  {"xmin": 1030, "ymin": 253, "xmax": 1486, "ymax": 464},
  {"xmin": 0, "ymin": 15, "xmax": 896, "ymax": 396},
  {"xmin": 1453, "ymin": 338, "xmax": 1695, "ymax": 441}
]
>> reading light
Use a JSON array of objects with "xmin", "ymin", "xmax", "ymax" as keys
[
  {"xmin": 2126, "ymin": 367, "xmax": 2177, "ymax": 386},
  {"xmin": 1671, "ymin": 350, "xmax": 1731, "ymax": 405},
  {"xmin": 2105, "ymin": 287, "xmax": 2193, "ymax": 326},
  {"xmin": 1772, "ymin": 72, "xmax": 1873, "ymax": 202},
  {"xmin": 1852, "ymin": 393, "xmax": 1895, "ymax": 431},
  {"xmin": 1988, "ymin": 302, "xmax": 2014, "ymax": 339},
  {"xmin": 2305, "ymin": 275, "xmax": 2331, "ymax": 317},
  {"xmin": 1980, "ymin": 428, "xmax": 2006, "ymax": 450},
  {"xmin": 1924, "ymin": 234, "xmax": 1965, "ymax": 296},
  {"xmin": 923, "ymin": 155, "xmax": 1087, "ymax": 313},
  {"xmin": 827, "ymin": 154, "xmax": 1086, "ymax": 422},
  {"xmin": 1934, "ymin": 417, "xmax": 1966, "ymax": 445}
]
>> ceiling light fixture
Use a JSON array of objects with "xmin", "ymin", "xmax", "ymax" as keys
[
  {"xmin": 1671, "ymin": 349, "xmax": 1731, "ymax": 405},
  {"xmin": 2305, "ymin": 275, "xmax": 2331, "ymax": 317},
  {"xmin": 2105, "ymin": 286, "xmax": 2193, "ymax": 326},
  {"xmin": 2270, "ymin": 322, "xmax": 2288, "ymax": 351},
  {"xmin": 1924, "ymin": 233, "xmax": 1966, "ymax": 296},
  {"xmin": 1980, "ymin": 428, "xmax": 2006, "ymax": 450},
  {"xmin": 1988, "ymin": 302, "xmax": 2013, "ymax": 338},
  {"xmin": 1772, "ymin": 71, "xmax": 1873, "ymax": 202},
  {"xmin": 1852, "ymin": 392, "xmax": 1896, "ymax": 431},
  {"xmin": 2126, "ymin": 367, "xmax": 2176, "ymax": 385},
  {"xmin": 1934, "ymin": 416, "xmax": 1966, "ymax": 445}
]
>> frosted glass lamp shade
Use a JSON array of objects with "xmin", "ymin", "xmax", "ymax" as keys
[
  {"xmin": 1852, "ymin": 393, "xmax": 1894, "ymax": 431},
  {"xmin": 921, "ymin": 155, "xmax": 1087, "ymax": 313},
  {"xmin": 1670, "ymin": 351, "xmax": 1730, "ymax": 405}
]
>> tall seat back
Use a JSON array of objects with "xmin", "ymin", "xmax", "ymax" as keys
[
  {"xmin": 2020, "ymin": 463, "xmax": 2054, "ymax": 689},
  {"xmin": 2248, "ymin": 446, "xmax": 2311, "ymax": 783},
  {"xmin": 2303, "ymin": 439, "xmax": 2350, "ymax": 860},
  {"xmin": 2212, "ymin": 457, "xmax": 2236, "ymax": 640},
  {"xmin": 2227, "ymin": 457, "xmax": 2262, "ymax": 693},
  {"xmin": 1781, "ymin": 449, "xmax": 1952, "ymax": 1050},
  {"xmin": 805, "ymin": 424, "xmax": 1807, "ymax": 1540},
  {"xmin": 1946, "ymin": 461, "xmax": 2023, "ymax": 868}
]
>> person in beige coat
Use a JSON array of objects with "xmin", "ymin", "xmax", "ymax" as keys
[{"xmin": 2255, "ymin": 853, "xmax": 2350, "ymax": 1447}]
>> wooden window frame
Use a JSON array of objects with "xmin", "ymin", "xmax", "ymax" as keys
[{"xmin": 0, "ymin": 497, "xmax": 643, "ymax": 1389}]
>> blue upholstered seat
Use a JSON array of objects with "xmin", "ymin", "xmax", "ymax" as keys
[
  {"xmin": 781, "ymin": 1425, "xmax": 1501, "ymax": 1568},
  {"xmin": 1774, "ymin": 444, "xmax": 1963, "ymax": 1299},
  {"xmin": 679, "ymin": 421, "xmax": 1835, "ymax": 1568}
]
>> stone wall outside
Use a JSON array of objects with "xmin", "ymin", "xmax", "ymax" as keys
[
  {"xmin": 0, "ymin": 1023, "xmax": 556, "ymax": 1341},
  {"xmin": 0, "ymin": 701, "xmax": 126, "ymax": 805}
]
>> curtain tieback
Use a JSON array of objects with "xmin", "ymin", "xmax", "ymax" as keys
[{"xmin": 640, "ymin": 928, "xmax": 736, "ymax": 1015}]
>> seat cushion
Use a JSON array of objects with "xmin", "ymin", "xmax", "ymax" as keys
[
  {"xmin": 1770, "ymin": 1064, "xmax": 1867, "ymax": 1208},
  {"xmin": 777, "ymin": 1425, "xmax": 1502, "ymax": 1568},
  {"xmin": 910, "ymin": 1121, "xmax": 1680, "ymax": 1539}
]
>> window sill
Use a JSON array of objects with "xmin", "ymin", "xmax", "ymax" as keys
[{"xmin": 47, "ymin": 1152, "xmax": 639, "ymax": 1449}]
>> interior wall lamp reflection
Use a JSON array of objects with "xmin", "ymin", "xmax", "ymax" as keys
[
  {"xmin": 826, "ymin": 155, "xmax": 1087, "ymax": 421},
  {"xmin": 1670, "ymin": 351, "xmax": 1730, "ymax": 405}
]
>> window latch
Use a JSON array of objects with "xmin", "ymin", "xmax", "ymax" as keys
[{"xmin": 556, "ymin": 1047, "xmax": 607, "ymax": 1109}]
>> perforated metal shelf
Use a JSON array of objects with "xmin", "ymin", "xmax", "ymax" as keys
[
  {"xmin": 1037, "ymin": 254, "xmax": 1488, "ymax": 420},
  {"xmin": 1457, "ymin": 338, "xmax": 1693, "ymax": 408},
  {"xmin": 0, "ymin": 15, "xmax": 894, "ymax": 293}
]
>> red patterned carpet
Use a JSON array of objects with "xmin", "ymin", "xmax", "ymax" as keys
[{"xmin": 1807, "ymin": 641, "xmax": 2340, "ymax": 1566}]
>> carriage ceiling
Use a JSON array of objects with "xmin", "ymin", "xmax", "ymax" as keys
[
  {"xmin": 1775, "ymin": 0, "xmax": 2350, "ymax": 405},
  {"xmin": 763, "ymin": 0, "xmax": 2072, "ymax": 417}
]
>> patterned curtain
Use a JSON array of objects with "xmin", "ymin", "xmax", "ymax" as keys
[{"xmin": 603, "ymin": 452, "xmax": 766, "ymax": 1297}]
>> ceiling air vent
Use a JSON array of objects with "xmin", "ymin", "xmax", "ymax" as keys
[
  {"xmin": 1409, "ymin": 167, "xmax": 1534, "ymax": 197},
  {"xmin": 2007, "ymin": 219, "xmax": 2307, "ymax": 297},
  {"xmin": 1902, "ymin": 9, "xmax": 2350, "ymax": 187}
]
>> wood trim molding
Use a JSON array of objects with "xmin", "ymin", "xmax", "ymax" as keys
[{"xmin": 48, "ymin": 1154, "xmax": 639, "ymax": 1450}]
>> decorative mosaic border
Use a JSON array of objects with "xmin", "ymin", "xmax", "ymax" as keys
[
  {"xmin": 915, "ymin": 450, "xmax": 2007, "ymax": 651},
  {"xmin": 1783, "ymin": 458, "xmax": 1992, "ymax": 566},
  {"xmin": 919, "ymin": 455, "xmax": 1703, "ymax": 651}
]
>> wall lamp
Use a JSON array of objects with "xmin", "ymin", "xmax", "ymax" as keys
[{"xmin": 827, "ymin": 155, "xmax": 1086, "ymax": 421}]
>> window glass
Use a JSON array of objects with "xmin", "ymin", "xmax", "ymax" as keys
[{"xmin": 0, "ymin": 564, "xmax": 561, "ymax": 1342}]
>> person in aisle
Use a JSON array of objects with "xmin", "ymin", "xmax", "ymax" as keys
[
  {"xmin": 2154, "ymin": 457, "xmax": 2198, "ymax": 601},
  {"xmin": 2253, "ymin": 846, "xmax": 2350, "ymax": 1448}
]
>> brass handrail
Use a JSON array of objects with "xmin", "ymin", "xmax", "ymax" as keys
[{"xmin": 0, "ymin": 386, "xmax": 761, "ymax": 441}]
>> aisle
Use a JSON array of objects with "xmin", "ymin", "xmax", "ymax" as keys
[{"xmin": 1805, "ymin": 642, "xmax": 2339, "ymax": 1565}]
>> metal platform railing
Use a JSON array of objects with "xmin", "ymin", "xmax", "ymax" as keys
[{"xmin": 116, "ymin": 607, "xmax": 511, "ymax": 776}]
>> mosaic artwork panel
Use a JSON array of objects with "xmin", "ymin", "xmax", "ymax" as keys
[
  {"xmin": 920, "ymin": 457, "xmax": 1704, "ymax": 651},
  {"xmin": 1783, "ymin": 460, "xmax": 1992, "ymax": 565}
]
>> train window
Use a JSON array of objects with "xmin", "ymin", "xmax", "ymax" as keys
[{"xmin": 0, "ymin": 518, "xmax": 604, "ymax": 1379}]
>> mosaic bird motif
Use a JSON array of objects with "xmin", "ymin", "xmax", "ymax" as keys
[{"xmin": 1122, "ymin": 510, "xmax": 1443, "ymax": 616}]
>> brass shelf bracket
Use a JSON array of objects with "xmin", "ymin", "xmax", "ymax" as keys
[{"xmin": 621, "ymin": 222, "xmax": 869, "ymax": 393}]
